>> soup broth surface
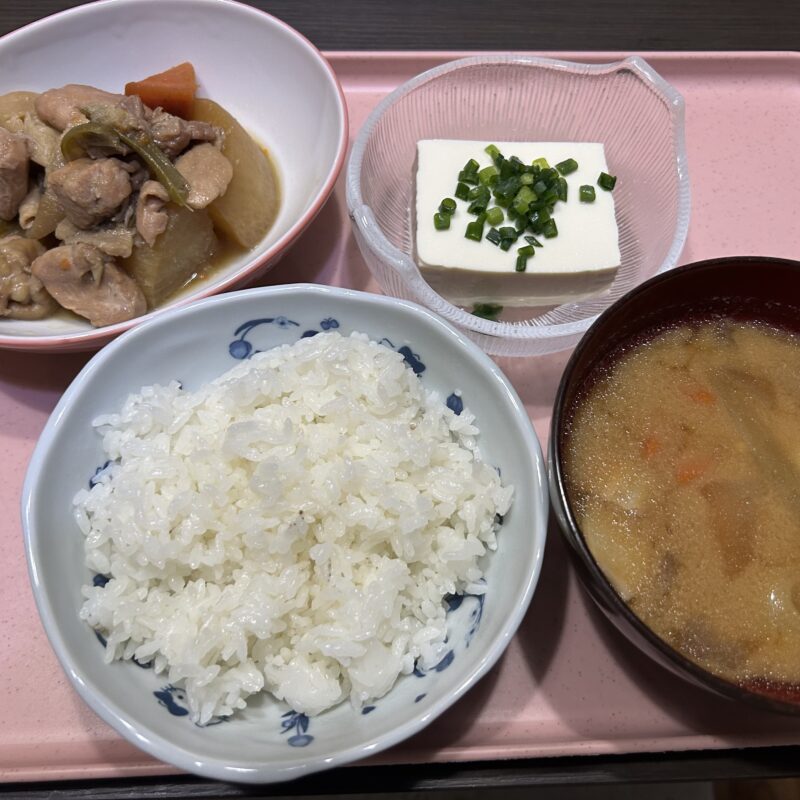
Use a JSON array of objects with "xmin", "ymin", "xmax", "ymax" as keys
[{"xmin": 565, "ymin": 319, "xmax": 800, "ymax": 687}]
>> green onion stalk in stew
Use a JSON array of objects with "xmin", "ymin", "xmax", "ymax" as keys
[{"xmin": 61, "ymin": 109, "xmax": 191, "ymax": 208}]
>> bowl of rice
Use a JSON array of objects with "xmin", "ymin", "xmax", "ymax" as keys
[{"xmin": 22, "ymin": 284, "xmax": 548, "ymax": 783}]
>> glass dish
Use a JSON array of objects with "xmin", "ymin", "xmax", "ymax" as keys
[{"xmin": 346, "ymin": 54, "xmax": 690, "ymax": 356}]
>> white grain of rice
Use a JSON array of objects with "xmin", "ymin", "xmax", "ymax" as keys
[{"xmin": 76, "ymin": 331, "xmax": 512, "ymax": 724}]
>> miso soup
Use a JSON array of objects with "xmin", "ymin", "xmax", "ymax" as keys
[{"xmin": 564, "ymin": 319, "xmax": 800, "ymax": 689}]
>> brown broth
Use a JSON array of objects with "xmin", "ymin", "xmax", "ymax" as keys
[{"xmin": 564, "ymin": 319, "xmax": 800, "ymax": 686}]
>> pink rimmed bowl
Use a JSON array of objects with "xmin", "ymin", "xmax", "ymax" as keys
[{"xmin": 0, "ymin": 0, "xmax": 348, "ymax": 352}]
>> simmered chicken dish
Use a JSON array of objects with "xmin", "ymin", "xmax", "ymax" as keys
[
  {"xmin": 0, "ymin": 63, "xmax": 279, "ymax": 326},
  {"xmin": 564, "ymin": 320, "xmax": 800, "ymax": 689}
]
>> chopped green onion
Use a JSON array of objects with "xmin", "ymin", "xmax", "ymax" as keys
[
  {"xmin": 465, "ymin": 212, "xmax": 487, "ymax": 242},
  {"xmin": 499, "ymin": 159, "xmax": 518, "ymax": 179},
  {"xmin": 454, "ymin": 182, "xmax": 470, "ymax": 200},
  {"xmin": 468, "ymin": 200, "xmax": 486, "ymax": 213},
  {"xmin": 485, "ymin": 227, "xmax": 502, "ymax": 245},
  {"xmin": 513, "ymin": 185, "xmax": 536, "ymax": 211},
  {"xmin": 468, "ymin": 200, "xmax": 488, "ymax": 215},
  {"xmin": 467, "ymin": 187, "xmax": 490, "ymax": 214},
  {"xmin": 439, "ymin": 197, "xmax": 457, "ymax": 215},
  {"xmin": 468, "ymin": 184, "xmax": 490, "ymax": 201},
  {"xmin": 493, "ymin": 176, "xmax": 521, "ymax": 204},
  {"xmin": 498, "ymin": 225, "xmax": 518, "ymax": 251},
  {"xmin": 542, "ymin": 218, "xmax": 558, "ymax": 238},
  {"xmin": 440, "ymin": 144, "xmax": 613, "ymax": 272},
  {"xmin": 473, "ymin": 302, "xmax": 503, "ymax": 320},
  {"xmin": 598, "ymin": 172, "xmax": 617, "ymax": 191},
  {"xmin": 486, "ymin": 206, "xmax": 504, "ymax": 226},
  {"xmin": 555, "ymin": 157, "xmax": 578, "ymax": 176},
  {"xmin": 433, "ymin": 212, "xmax": 450, "ymax": 230},
  {"xmin": 478, "ymin": 165, "xmax": 499, "ymax": 185}
]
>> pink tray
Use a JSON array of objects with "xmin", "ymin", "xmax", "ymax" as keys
[{"xmin": 3, "ymin": 51, "xmax": 800, "ymax": 783}]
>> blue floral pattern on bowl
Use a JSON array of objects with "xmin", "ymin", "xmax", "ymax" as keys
[
  {"xmin": 153, "ymin": 685, "xmax": 229, "ymax": 727},
  {"xmin": 229, "ymin": 316, "xmax": 427, "ymax": 375},
  {"xmin": 155, "ymin": 685, "xmax": 191, "ymax": 717},
  {"xmin": 228, "ymin": 316, "xmax": 300, "ymax": 360},
  {"xmin": 281, "ymin": 711, "xmax": 313, "ymax": 747}
]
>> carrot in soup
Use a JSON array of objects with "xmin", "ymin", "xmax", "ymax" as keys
[
  {"xmin": 683, "ymin": 385, "xmax": 717, "ymax": 405},
  {"xmin": 641, "ymin": 434, "xmax": 662, "ymax": 459},
  {"xmin": 691, "ymin": 388, "xmax": 716, "ymax": 404},
  {"xmin": 125, "ymin": 62, "xmax": 197, "ymax": 119},
  {"xmin": 675, "ymin": 456, "xmax": 712, "ymax": 485}
]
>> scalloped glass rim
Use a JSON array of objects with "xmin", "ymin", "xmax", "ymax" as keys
[{"xmin": 346, "ymin": 54, "xmax": 691, "ymax": 356}]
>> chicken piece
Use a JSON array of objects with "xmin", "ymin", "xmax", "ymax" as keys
[
  {"xmin": 23, "ymin": 112, "xmax": 63, "ymax": 168},
  {"xmin": 31, "ymin": 243, "xmax": 146, "ymax": 327},
  {"xmin": 0, "ymin": 235, "xmax": 56, "ymax": 320},
  {"xmin": 0, "ymin": 90, "xmax": 37, "ymax": 131},
  {"xmin": 18, "ymin": 184, "xmax": 41, "ymax": 230},
  {"xmin": 0, "ymin": 127, "xmax": 29, "ymax": 221},
  {"xmin": 0, "ymin": 95, "xmax": 62, "ymax": 169},
  {"xmin": 118, "ymin": 159, "xmax": 149, "ymax": 192},
  {"xmin": 117, "ymin": 94, "xmax": 148, "ymax": 125},
  {"xmin": 81, "ymin": 97, "xmax": 149, "ymax": 140},
  {"xmin": 148, "ymin": 108, "xmax": 218, "ymax": 157},
  {"xmin": 34, "ymin": 84, "xmax": 126, "ymax": 131},
  {"xmin": 135, "ymin": 180, "xmax": 169, "ymax": 246},
  {"xmin": 55, "ymin": 218, "xmax": 135, "ymax": 258},
  {"xmin": 174, "ymin": 143, "xmax": 233, "ymax": 210},
  {"xmin": 47, "ymin": 157, "xmax": 132, "ymax": 229}
]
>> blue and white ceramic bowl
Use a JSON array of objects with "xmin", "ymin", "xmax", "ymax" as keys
[{"xmin": 22, "ymin": 284, "xmax": 548, "ymax": 783}]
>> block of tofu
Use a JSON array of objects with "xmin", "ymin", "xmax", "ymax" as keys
[{"xmin": 414, "ymin": 140, "xmax": 621, "ymax": 307}]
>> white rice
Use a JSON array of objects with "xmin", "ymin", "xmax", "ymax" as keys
[{"xmin": 75, "ymin": 331, "xmax": 512, "ymax": 724}]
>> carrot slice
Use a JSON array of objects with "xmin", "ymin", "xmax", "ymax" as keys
[
  {"xmin": 688, "ymin": 387, "xmax": 716, "ymax": 405},
  {"xmin": 125, "ymin": 62, "xmax": 197, "ymax": 119},
  {"xmin": 676, "ymin": 456, "xmax": 712, "ymax": 485},
  {"xmin": 641, "ymin": 434, "xmax": 662, "ymax": 459}
]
